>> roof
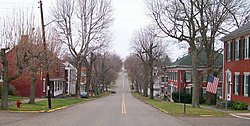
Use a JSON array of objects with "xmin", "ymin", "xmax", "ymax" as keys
[
  {"xmin": 168, "ymin": 49, "xmax": 223, "ymax": 68},
  {"xmin": 221, "ymin": 21, "xmax": 250, "ymax": 41}
]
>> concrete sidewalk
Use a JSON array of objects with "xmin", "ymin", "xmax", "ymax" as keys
[{"xmin": 200, "ymin": 105, "xmax": 250, "ymax": 120}]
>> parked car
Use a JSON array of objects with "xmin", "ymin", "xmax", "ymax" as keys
[
  {"xmin": 80, "ymin": 91, "xmax": 88, "ymax": 98},
  {"xmin": 111, "ymin": 89, "xmax": 116, "ymax": 93}
]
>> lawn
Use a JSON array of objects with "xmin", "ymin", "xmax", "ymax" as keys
[
  {"xmin": 9, "ymin": 98, "xmax": 91, "ymax": 111},
  {"xmin": 8, "ymin": 91, "xmax": 111, "ymax": 112},
  {"xmin": 8, "ymin": 95, "xmax": 28, "ymax": 102},
  {"xmin": 133, "ymin": 93, "xmax": 228, "ymax": 117}
]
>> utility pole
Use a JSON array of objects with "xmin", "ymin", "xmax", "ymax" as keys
[{"xmin": 39, "ymin": 0, "xmax": 51, "ymax": 109}]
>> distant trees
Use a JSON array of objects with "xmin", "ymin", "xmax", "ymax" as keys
[
  {"xmin": 92, "ymin": 52, "xmax": 122, "ymax": 94},
  {"xmin": 145, "ymin": 0, "xmax": 250, "ymax": 107},
  {"xmin": 50, "ymin": 0, "xmax": 113, "ymax": 97},
  {"xmin": 130, "ymin": 25, "xmax": 166, "ymax": 99}
]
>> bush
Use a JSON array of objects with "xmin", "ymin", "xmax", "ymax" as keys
[
  {"xmin": 172, "ymin": 92, "xmax": 192, "ymax": 104},
  {"xmin": 172, "ymin": 92, "xmax": 206, "ymax": 104},
  {"xmin": 232, "ymin": 101, "xmax": 248, "ymax": 110}
]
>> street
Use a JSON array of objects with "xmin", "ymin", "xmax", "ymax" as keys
[{"xmin": 1, "ymin": 70, "xmax": 250, "ymax": 126}]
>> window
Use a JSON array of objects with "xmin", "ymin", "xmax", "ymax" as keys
[
  {"xmin": 161, "ymin": 77, "xmax": 164, "ymax": 82},
  {"xmin": 243, "ymin": 73, "xmax": 250, "ymax": 97},
  {"xmin": 234, "ymin": 73, "xmax": 240, "ymax": 95},
  {"xmin": 226, "ymin": 41, "xmax": 232, "ymax": 61},
  {"xmin": 43, "ymin": 78, "xmax": 46, "ymax": 92},
  {"xmin": 0, "ymin": 73, "xmax": 3, "ymax": 82},
  {"xmin": 234, "ymin": 39, "xmax": 240, "ymax": 60},
  {"xmin": 185, "ymin": 71, "xmax": 192, "ymax": 82},
  {"xmin": 244, "ymin": 36, "xmax": 250, "ymax": 59}
]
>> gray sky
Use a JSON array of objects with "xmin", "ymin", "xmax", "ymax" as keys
[{"xmin": 0, "ymin": 0, "xmax": 186, "ymax": 61}]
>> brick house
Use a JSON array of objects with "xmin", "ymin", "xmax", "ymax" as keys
[
  {"xmin": 1, "ymin": 35, "xmax": 66, "ymax": 98},
  {"xmin": 165, "ymin": 49, "xmax": 223, "ymax": 98},
  {"xmin": 221, "ymin": 22, "xmax": 250, "ymax": 106}
]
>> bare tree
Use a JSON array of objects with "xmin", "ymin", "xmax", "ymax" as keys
[
  {"xmin": 131, "ymin": 25, "xmax": 165, "ymax": 99},
  {"xmin": 125, "ymin": 54, "xmax": 144, "ymax": 94},
  {"xmin": 0, "ymin": 9, "xmax": 37, "ymax": 109},
  {"xmin": 50, "ymin": 0, "xmax": 113, "ymax": 97},
  {"xmin": 145, "ymin": 0, "xmax": 250, "ymax": 107},
  {"xmin": 146, "ymin": 0, "xmax": 202, "ymax": 107}
]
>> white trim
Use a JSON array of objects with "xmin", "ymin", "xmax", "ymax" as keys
[{"xmin": 234, "ymin": 72, "xmax": 240, "ymax": 95}]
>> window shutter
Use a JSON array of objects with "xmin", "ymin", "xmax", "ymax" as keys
[
  {"xmin": 248, "ymin": 37, "xmax": 250, "ymax": 58},
  {"xmin": 248, "ymin": 75, "xmax": 250, "ymax": 97},
  {"xmin": 238, "ymin": 75, "xmax": 241, "ymax": 94},
  {"xmin": 239, "ymin": 40, "xmax": 241, "ymax": 59},
  {"xmin": 242, "ymin": 75, "xmax": 245, "ymax": 96},
  {"xmin": 239, "ymin": 38, "xmax": 245, "ymax": 59},
  {"xmin": 234, "ymin": 41, "xmax": 236, "ymax": 60},
  {"xmin": 233, "ymin": 74, "xmax": 235, "ymax": 94},
  {"xmin": 230, "ymin": 42, "xmax": 233, "ymax": 60}
]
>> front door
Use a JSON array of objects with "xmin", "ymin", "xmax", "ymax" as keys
[{"xmin": 226, "ymin": 70, "xmax": 232, "ymax": 101}]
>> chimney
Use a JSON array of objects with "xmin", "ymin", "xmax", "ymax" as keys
[{"xmin": 21, "ymin": 35, "xmax": 29, "ymax": 43}]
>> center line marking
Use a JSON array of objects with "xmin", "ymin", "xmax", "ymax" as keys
[{"xmin": 121, "ymin": 93, "xmax": 126, "ymax": 114}]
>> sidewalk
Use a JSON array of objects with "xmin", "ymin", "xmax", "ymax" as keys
[{"xmin": 200, "ymin": 105, "xmax": 250, "ymax": 120}]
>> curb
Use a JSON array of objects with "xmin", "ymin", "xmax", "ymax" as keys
[{"xmin": 229, "ymin": 113, "xmax": 250, "ymax": 120}]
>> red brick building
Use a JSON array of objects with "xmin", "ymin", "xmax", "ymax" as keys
[
  {"xmin": 1, "ymin": 35, "xmax": 66, "ymax": 98},
  {"xmin": 222, "ymin": 22, "xmax": 250, "ymax": 107},
  {"xmin": 165, "ymin": 49, "xmax": 223, "ymax": 98}
]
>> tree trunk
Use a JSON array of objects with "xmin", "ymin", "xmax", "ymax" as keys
[
  {"xmin": 149, "ymin": 62, "xmax": 154, "ymax": 99},
  {"xmin": 191, "ymin": 48, "xmax": 200, "ymax": 108},
  {"xmin": 1, "ymin": 49, "xmax": 9, "ymax": 110},
  {"xmin": 1, "ymin": 80, "xmax": 8, "ymax": 110},
  {"xmin": 205, "ymin": 51, "xmax": 217, "ymax": 104},
  {"xmin": 75, "ymin": 59, "xmax": 82, "ymax": 98},
  {"xmin": 28, "ymin": 69, "xmax": 37, "ymax": 104}
]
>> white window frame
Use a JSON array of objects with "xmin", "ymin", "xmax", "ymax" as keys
[
  {"xmin": 235, "ymin": 39, "xmax": 240, "ymax": 60},
  {"xmin": 226, "ymin": 41, "xmax": 232, "ymax": 61},
  {"xmin": 244, "ymin": 36, "xmax": 249, "ymax": 59},
  {"xmin": 244, "ymin": 72, "xmax": 249, "ymax": 97},
  {"xmin": 42, "ymin": 78, "xmax": 46, "ymax": 92},
  {"xmin": 234, "ymin": 72, "xmax": 240, "ymax": 95},
  {"xmin": 186, "ymin": 71, "xmax": 192, "ymax": 82}
]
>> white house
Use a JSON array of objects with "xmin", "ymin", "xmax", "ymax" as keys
[{"xmin": 63, "ymin": 61, "xmax": 77, "ymax": 96}]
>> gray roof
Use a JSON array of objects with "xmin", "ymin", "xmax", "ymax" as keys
[
  {"xmin": 168, "ymin": 49, "xmax": 223, "ymax": 68},
  {"xmin": 221, "ymin": 22, "xmax": 250, "ymax": 41}
]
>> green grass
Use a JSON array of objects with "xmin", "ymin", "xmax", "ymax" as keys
[
  {"xmin": 8, "ymin": 91, "xmax": 111, "ymax": 112},
  {"xmin": 9, "ymin": 98, "xmax": 90, "ymax": 111},
  {"xmin": 133, "ymin": 93, "xmax": 228, "ymax": 117},
  {"xmin": 8, "ymin": 95, "xmax": 27, "ymax": 102}
]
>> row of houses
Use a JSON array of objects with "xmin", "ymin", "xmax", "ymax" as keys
[
  {"xmin": 0, "ymin": 35, "xmax": 88, "ymax": 98},
  {"xmin": 143, "ymin": 21, "xmax": 250, "ymax": 108}
]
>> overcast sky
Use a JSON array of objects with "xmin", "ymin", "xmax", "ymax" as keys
[{"xmin": 0, "ymin": 0, "xmax": 186, "ymax": 62}]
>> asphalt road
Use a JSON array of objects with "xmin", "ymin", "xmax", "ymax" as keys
[{"xmin": 1, "ymin": 70, "xmax": 250, "ymax": 126}]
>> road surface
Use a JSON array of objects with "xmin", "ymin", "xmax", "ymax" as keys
[{"xmin": 1, "ymin": 70, "xmax": 250, "ymax": 126}]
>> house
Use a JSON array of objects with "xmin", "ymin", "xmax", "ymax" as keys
[
  {"xmin": 63, "ymin": 61, "xmax": 77, "ymax": 96},
  {"xmin": 2, "ymin": 35, "xmax": 66, "ymax": 98},
  {"xmin": 80, "ymin": 67, "xmax": 87, "ymax": 92},
  {"xmin": 165, "ymin": 49, "xmax": 223, "ymax": 98},
  {"xmin": 221, "ymin": 21, "xmax": 250, "ymax": 108}
]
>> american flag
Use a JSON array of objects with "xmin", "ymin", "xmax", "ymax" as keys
[{"xmin": 206, "ymin": 75, "xmax": 219, "ymax": 94}]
